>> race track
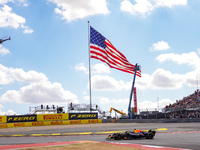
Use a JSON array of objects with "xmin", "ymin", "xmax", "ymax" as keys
[{"xmin": 0, "ymin": 122, "xmax": 200, "ymax": 150}]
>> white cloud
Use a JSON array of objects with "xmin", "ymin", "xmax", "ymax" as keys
[
  {"xmin": 0, "ymin": 64, "xmax": 78, "ymax": 105},
  {"xmin": 197, "ymin": 48, "xmax": 200, "ymax": 55},
  {"xmin": 99, "ymin": 97, "xmax": 111, "ymax": 104},
  {"xmin": 99, "ymin": 97, "xmax": 128, "ymax": 105},
  {"xmin": 156, "ymin": 52, "xmax": 200, "ymax": 69},
  {"xmin": 154, "ymin": 0, "xmax": 187, "ymax": 8},
  {"xmin": 75, "ymin": 63, "xmax": 111, "ymax": 74},
  {"xmin": 0, "ymin": 45, "xmax": 10, "ymax": 55},
  {"xmin": 150, "ymin": 40, "xmax": 170, "ymax": 51},
  {"xmin": 134, "ymin": 68, "xmax": 186, "ymax": 90},
  {"xmin": 0, "ymin": 64, "xmax": 15, "ymax": 84},
  {"xmin": 0, "ymin": 64, "xmax": 48, "ymax": 84},
  {"xmin": 0, "ymin": 4, "xmax": 33, "ymax": 33},
  {"xmin": 120, "ymin": 0, "xmax": 187, "ymax": 16},
  {"xmin": 17, "ymin": 0, "xmax": 29, "ymax": 7},
  {"xmin": 137, "ymin": 68, "xmax": 199, "ymax": 90},
  {"xmin": 98, "ymin": 96, "xmax": 173, "ymax": 112},
  {"xmin": 91, "ymin": 75, "xmax": 131, "ymax": 91},
  {"xmin": 0, "ymin": 0, "xmax": 28, "ymax": 6},
  {"xmin": 141, "ymin": 70, "xmax": 199, "ymax": 91},
  {"xmin": 83, "ymin": 95, "xmax": 89, "ymax": 100},
  {"xmin": 138, "ymin": 100, "xmax": 157, "ymax": 111},
  {"xmin": 0, "ymin": 81, "xmax": 78, "ymax": 104},
  {"xmin": 21, "ymin": 24, "xmax": 33, "ymax": 34},
  {"xmin": 185, "ymin": 70, "xmax": 200, "ymax": 87},
  {"xmin": 0, "ymin": 5, "xmax": 25, "ymax": 28},
  {"xmin": 0, "ymin": 109, "xmax": 18, "ymax": 116},
  {"xmin": 0, "ymin": 0, "xmax": 13, "ymax": 5},
  {"xmin": 135, "ymin": 73, "xmax": 151, "ymax": 89},
  {"xmin": 48, "ymin": 0, "xmax": 110, "ymax": 22},
  {"xmin": 11, "ymin": 69, "xmax": 48, "ymax": 83},
  {"xmin": 134, "ymin": 69, "xmax": 184, "ymax": 90},
  {"xmin": 0, "ymin": 101, "xmax": 17, "ymax": 116},
  {"xmin": 92, "ymin": 63, "xmax": 110, "ymax": 74},
  {"xmin": 135, "ymin": 52, "xmax": 200, "ymax": 90},
  {"xmin": 138, "ymin": 98, "xmax": 173, "ymax": 112},
  {"xmin": 151, "ymin": 68, "xmax": 184, "ymax": 89},
  {"xmin": 23, "ymin": 28, "xmax": 34, "ymax": 34},
  {"xmin": 75, "ymin": 63, "xmax": 88, "ymax": 74},
  {"xmin": 0, "ymin": 70, "xmax": 14, "ymax": 84},
  {"xmin": 121, "ymin": 0, "xmax": 153, "ymax": 16}
]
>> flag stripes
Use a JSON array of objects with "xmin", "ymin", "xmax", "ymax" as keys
[{"xmin": 90, "ymin": 26, "xmax": 141, "ymax": 77}]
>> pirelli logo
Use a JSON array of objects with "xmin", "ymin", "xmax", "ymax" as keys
[
  {"xmin": 32, "ymin": 122, "xmax": 44, "ymax": 126},
  {"xmin": 7, "ymin": 115, "xmax": 37, "ymax": 123},
  {"xmin": 70, "ymin": 120, "xmax": 81, "ymax": 124},
  {"xmin": 89, "ymin": 119, "xmax": 99, "ymax": 123},
  {"xmin": 0, "ymin": 124, "xmax": 8, "ymax": 128},
  {"xmin": 69, "ymin": 113, "xmax": 98, "ymax": 120},
  {"xmin": 43, "ymin": 114, "xmax": 63, "ymax": 120},
  {"xmin": 14, "ymin": 123, "xmax": 25, "ymax": 127},
  {"xmin": 51, "ymin": 121, "xmax": 63, "ymax": 125}
]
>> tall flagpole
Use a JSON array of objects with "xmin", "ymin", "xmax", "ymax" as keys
[{"xmin": 88, "ymin": 21, "xmax": 92, "ymax": 112}]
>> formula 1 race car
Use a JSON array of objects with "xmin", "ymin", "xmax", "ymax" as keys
[{"xmin": 106, "ymin": 129, "xmax": 156, "ymax": 140}]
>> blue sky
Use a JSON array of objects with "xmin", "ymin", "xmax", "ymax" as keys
[{"xmin": 0, "ymin": 0, "xmax": 200, "ymax": 116}]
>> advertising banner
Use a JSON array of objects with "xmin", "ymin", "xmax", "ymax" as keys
[
  {"xmin": 7, "ymin": 115, "xmax": 37, "ymax": 123},
  {"xmin": 134, "ymin": 87, "xmax": 137, "ymax": 115},
  {"xmin": 37, "ymin": 113, "xmax": 68, "ymax": 121},
  {"xmin": 69, "ymin": 113, "xmax": 98, "ymax": 120},
  {"xmin": 0, "ymin": 116, "xmax": 7, "ymax": 124}
]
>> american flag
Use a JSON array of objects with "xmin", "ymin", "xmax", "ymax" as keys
[{"xmin": 90, "ymin": 26, "xmax": 141, "ymax": 77}]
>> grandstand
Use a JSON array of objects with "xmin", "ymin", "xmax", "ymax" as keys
[{"xmin": 164, "ymin": 90, "xmax": 200, "ymax": 118}]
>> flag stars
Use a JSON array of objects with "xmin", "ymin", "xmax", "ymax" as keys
[{"xmin": 90, "ymin": 26, "xmax": 106, "ymax": 49}]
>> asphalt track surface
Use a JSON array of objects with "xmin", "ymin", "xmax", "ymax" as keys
[{"xmin": 0, "ymin": 122, "xmax": 200, "ymax": 150}]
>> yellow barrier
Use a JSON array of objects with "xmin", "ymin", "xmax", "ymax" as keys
[
  {"xmin": 0, "ymin": 112, "xmax": 101, "ymax": 129},
  {"xmin": 0, "ymin": 119, "xmax": 102, "ymax": 129},
  {"xmin": 0, "ymin": 112, "xmax": 99, "ymax": 124},
  {"xmin": 0, "ymin": 116, "xmax": 7, "ymax": 124}
]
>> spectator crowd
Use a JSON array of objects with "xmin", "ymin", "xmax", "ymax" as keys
[{"xmin": 165, "ymin": 90, "xmax": 200, "ymax": 118}]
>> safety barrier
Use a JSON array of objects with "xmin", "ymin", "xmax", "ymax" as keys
[
  {"xmin": 0, "ymin": 116, "xmax": 7, "ymax": 124},
  {"xmin": 0, "ymin": 119, "xmax": 102, "ymax": 128},
  {"xmin": 0, "ymin": 112, "xmax": 101, "ymax": 128}
]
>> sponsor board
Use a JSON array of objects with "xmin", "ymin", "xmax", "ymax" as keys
[
  {"xmin": 70, "ymin": 120, "xmax": 81, "ymax": 124},
  {"xmin": 51, "ymin": 121, "xmax": 63, "ymax": 125},
  {"xmin": 37, "ymin": 113, "xmax": 68, "ymax": 121},
  {"xmin": 69, "ymin": 113, "xmax": 98, "ymax": 120},
  {"xmin": 0, "ymin": 119, "xmax": 102, "ymax": 129},
  {"xmin": 44, "ymin": 114, "xmax": 63, "ymax": 120},
  {"xmin": 0, "ymin": 124, "xmax": 8, "ymax": 128},
  {"xmin": 7, "ymin": 115, "xmax": 37, "ymax": 123},
  {"xmin": 32, "ymin": 122, "xmax": 44, "ymax": 126},
  {"xmin": 14, "ymin": 123, "xmax": 25, "ymax": 127},
  {"xmin": 0, "ymin": 116, "xmax": 7, "ymax": 124},
  {"xmin": 89, "ymin": 119, "xmax": 101, "ymax": 123}
]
